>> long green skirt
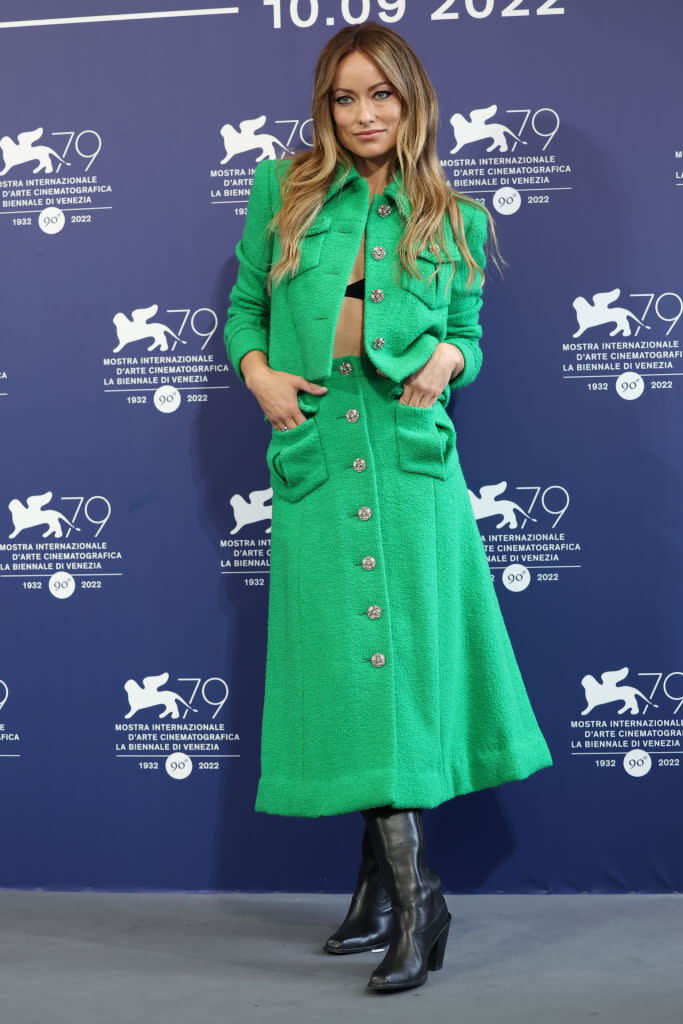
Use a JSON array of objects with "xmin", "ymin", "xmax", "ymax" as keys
[{"xmin": 256, "ymin": 351, "xmax": 552, "ymax": 817}]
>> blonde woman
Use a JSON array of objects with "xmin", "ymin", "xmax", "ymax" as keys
[{"xmin": 224, "ymin": 22, "xmax": 553, "ymax": 994}]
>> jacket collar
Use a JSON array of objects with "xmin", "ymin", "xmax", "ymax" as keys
[{"xmin": 323, "ymin": 155, "xmax": 412, "ymax": 220}]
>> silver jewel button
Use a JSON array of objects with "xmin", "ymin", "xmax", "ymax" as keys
[
  {"xmin": 338, "ymin": 361, "xmax": 353, "ymax": 375},
  {"xmin": 370, "ymin": 289, "xmax": 384, "ymax": 302},
  {"xmin": 357, "ymin": 506, "xmax": 372, "ymax": 520},
  {"xmin": 428, "ymin": 242, "xmax": 440, "ymax": 256},
  {"xmin": 371, "ymin": 652, "xmax": 386, "ymax": 667},
  {"xmin": 367, "ymin": 605, "xmax": 382, "ymax": 619},
  {"xmin": 372, "ymin": 337, "xmax": 385, "ymax": 350},
  {"xmin": 372, "ymin": 245, "xmax": 386, "ymax": 259},
  {"xmin": 345, "ymin": 408, "xmax": 359, "ymax": 423},
  {"xmin": 361, "ymin": 556, "xmax": 376, "ymax": 570},
  {"xmin": 377, "ymin": 203, "xmax": 391, "ymax": 217},
  {"xmin": 353, "ymin": 457, "xmax": 367, "ymax": 472}
]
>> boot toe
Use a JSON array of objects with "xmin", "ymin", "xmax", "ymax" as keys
[
  {"xmin": 367, "ymin": 968, "xmax": 427, "ymax": 992},
  {"xmin": 325, "ymin": 929, "xmax": 390, "ymax": 954}
]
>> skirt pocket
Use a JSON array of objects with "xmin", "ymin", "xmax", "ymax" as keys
[
  {"xmin": 394, "ymin": 400, "xmax": 457, "ymax": 480},
  {"xmin": 266, "ymin": 415, "xmax": 329, "ymax": 502}
]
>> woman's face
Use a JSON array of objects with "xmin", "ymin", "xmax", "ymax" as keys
[{"xmin": 330, "ymin": 50, "xmax": 402, "ymax": 165}]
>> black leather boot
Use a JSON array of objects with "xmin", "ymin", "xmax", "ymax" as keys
[
  {"xmin": 324, "ymin": 816, "xmax": 393, "ymax": 954},
  {"xmin": 362, "ymin": 806, "xmax": 451, "ymax": 992}
]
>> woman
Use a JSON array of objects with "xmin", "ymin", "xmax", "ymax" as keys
[{"xmin": 224, "ymin": 22, "xmax": 553, "ymax": 994}]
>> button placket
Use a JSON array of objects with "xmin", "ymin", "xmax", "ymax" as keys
[
  {"xmin": 368, "ymin": 204, "xmax": 389, "ymax": 360},
  {"xmin": 340, "ymin": 362, "xmax": 388, "ymax": 677}
]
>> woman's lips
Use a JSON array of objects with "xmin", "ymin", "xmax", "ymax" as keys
[{"xmin": 356, "ymin": 129, "xmax": 384, "ymax": 138}]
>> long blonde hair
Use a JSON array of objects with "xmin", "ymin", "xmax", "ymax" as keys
[{"xmin": 265, "ymin": 21, "xmax": 505, "ymax": 297}]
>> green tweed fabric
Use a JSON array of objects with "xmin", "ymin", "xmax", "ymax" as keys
[
  {"xmin": 252, "ymin": 353, "xmax": 553, "ymax": 817},
  {"xmin": 224, "ymin": 155, "xmax": 488, "ymax": 403},
  {"xmin": 224, "ymin": 157, "xmax": 554, "ymax": 817}
]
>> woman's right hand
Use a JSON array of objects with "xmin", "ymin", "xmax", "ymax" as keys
[{"xmin": 241, "ymin": 353, "xmax": 328, "ymax": 431}]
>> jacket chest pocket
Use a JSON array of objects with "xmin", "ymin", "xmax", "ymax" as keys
[
  {"xmin": 266, "ymin": 415, "xmax": 329, "ymax": 502},
  {"xmin": 394, "ymin": 400, "xmax": 457, "ymax": 480},
  {"xmin": 294, "ymin": 212, "xmax": 332, "ymax": 275},
  {"xmin": 399, "ymin": 245, "xmax": 453, "ymax": 310}
]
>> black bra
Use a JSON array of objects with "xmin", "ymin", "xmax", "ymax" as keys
[{"xmin": 344, "ymin": 277, "xmax": 365, "ymax": 299}]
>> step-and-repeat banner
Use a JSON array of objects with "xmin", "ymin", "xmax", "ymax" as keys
[{"xmin": 1, "ymin": 2, "xmax": 681, "ymax": 892}]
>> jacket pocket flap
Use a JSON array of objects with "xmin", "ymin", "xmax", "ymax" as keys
[
  {"xmin": 303, "ymin": 212, "xmax": 332, "ymax": 236},
  {"xmin": 418, "ymin": 242, "xmax": 462, "ymax": 264},
  {"xmin": 416, "ymin": 244, "xmax": 441, "ymax": 265}
]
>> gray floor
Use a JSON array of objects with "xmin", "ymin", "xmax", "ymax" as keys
[{"xmin": 0, "ymin": 891, "xmax": 681, "ymax": 1021}]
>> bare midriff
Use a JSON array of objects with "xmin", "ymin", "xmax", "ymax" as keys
[{"xmin": 332, "ymin": 229, "xmax": 365, "ymax": 358}]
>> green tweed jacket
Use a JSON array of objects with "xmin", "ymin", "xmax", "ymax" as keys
[{"xmin": 223, "ymin": 155, "xmax": 488, "ymax": 400}]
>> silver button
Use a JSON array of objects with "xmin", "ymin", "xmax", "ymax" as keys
[
  {"xmin": 372, "ymin": 245, "xmax": 386, "ymax": 259},
  {"xmin": 361, "ymin": 556, "xmax": 376, "ymax": 570},
  {"xmin": 428, "ymin": 242, "xmax": 440, "ymax": 256},
  {"xmin": 377, "ymin": 203, "xmax": 391, "ymax": 217},
  {"xmin": 367, "ymin": 605, "xmax": 382, "ymax": 619},
  {"xmin": 357, "ymin": 506, "xmax": 372, "ymax": 520},
  {"xmin": 372, "ymin": 337, "xmax": 385, "ymax": 350},
  {"xmin": 346, "ymin": 408, "xmax": 359, "ymax": 423},
  {"xmin": 338, "ymin": 361, "xmax": 353, "ymax": 375},
  {"xmin": 370, "ymin": 289, "xmax": 384, "ymax": 302},
  {"xmin": 371, "ymin": 652, "xmax": 386, "ymax": 667},
  {"xmin": 352, "ymin": 457, "xmax": 367, "ymax": 472}
]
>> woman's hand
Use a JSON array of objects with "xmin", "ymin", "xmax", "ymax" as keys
[
  {"xmin": 242, "ymin": 356, "xmax": 328, "ymax": 431},
  {"xmin": 377, "ymin": 343, "xmax": 464, "ymax": 406}
]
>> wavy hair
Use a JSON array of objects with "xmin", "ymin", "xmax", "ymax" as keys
[{"xmin": 264, "ymin": 21, "xmax": 505, "ymax": 297}]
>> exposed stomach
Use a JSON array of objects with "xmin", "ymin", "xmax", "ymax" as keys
[{"xmin": 332, "ymin": 294, "xmax": 364, "ymax": 358}]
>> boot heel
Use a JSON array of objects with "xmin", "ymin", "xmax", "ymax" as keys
[{"xmin": 427, "ymin": 912, "xmax": 451, "ymax": 971}]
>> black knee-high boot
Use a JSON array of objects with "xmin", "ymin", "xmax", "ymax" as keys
[
  {"xmin": 362, "ymin": 806, "xmax": 451, "ymax": 992},
  {"xmin": 324, "ymin": 815, "xmax": 393, "ymax": 954}
]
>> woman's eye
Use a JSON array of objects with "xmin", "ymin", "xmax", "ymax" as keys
[{"xmin": 335, "ymin": 90, "xmax": 393, "ymax": 105}]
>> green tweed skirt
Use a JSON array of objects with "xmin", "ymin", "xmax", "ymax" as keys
[{"xmin": 256, "ymin": 351, "xmax": 552, "ymax": 817}]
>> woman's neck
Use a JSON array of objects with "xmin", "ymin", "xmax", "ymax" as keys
[{"xmin": 352, "ymin": 154, "xmax": 396, "ymax": 201}]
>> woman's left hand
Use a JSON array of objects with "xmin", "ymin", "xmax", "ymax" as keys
[{"xmin": 377, "ymin": 343, "xmax": 464, "ymax": 406}]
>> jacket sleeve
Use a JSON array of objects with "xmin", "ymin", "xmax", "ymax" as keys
[
  {"xmin": 443, "ymin": 201, "xmax": 488, "ymax": 390},
  {"xmin": 223, "ymin": 159, "xmax": 275, "ymax": 384}
]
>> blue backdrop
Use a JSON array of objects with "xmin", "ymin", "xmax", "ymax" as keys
[{"xmin": 0, "ymin": 1, "xmax": 681, "ymax": 893}]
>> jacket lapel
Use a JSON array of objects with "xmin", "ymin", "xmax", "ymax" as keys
[
  {"xmin": 322, "ymin": 159, "xmax": 358, "ymax": 203},
  {"xmin": 322, "ymin": 156, "xmax": 413, "ymax": 220},
  {"xmin": 383, "ymin": 166, "xmax": 412, "ymax": 220}
]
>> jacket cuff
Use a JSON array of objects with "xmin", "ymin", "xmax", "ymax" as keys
[
  {"xmin": 443, "ymin": 338, "xmax": 483, "ymax": 390},
  {"xmin": 225, "ymin": 330, "xmax": 269, "ymax": 385}
]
